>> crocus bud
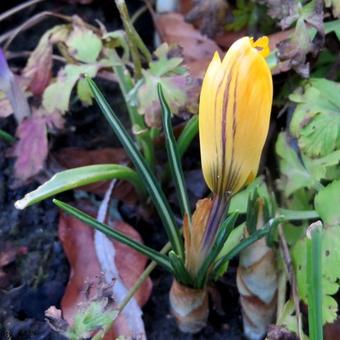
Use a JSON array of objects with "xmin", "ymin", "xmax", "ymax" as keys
[{"xmin": 199, "ymin": 37, "xmax": 272, "ymax": 196}]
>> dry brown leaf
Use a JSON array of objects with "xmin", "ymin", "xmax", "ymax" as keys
[
  {"xmin": 59, "ymin": 205, "xmax": 152, "ymax": 337},
  {"xmin": 154, "ymin": 12, "xmax": 222, "ymax": 79},
  {"xmin": 214, "ymin": 30, "xmax": 247, "ymax": 50},
  {"xmin": 184, "ymin": 0, "xmax": 228, "ymax": 38},
  {"xmin": 325, "ymin": 317, "xmax": 340, "ymax": 340}
]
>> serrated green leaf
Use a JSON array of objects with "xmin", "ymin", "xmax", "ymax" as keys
[
  {"xmin": 66, "ymin": 27, "xmax": 102, "ymax": 63},
  {"xmin": 299, "ymin": 113, "xmax": 340, "ymax": 157},
  {"xmin": 137, "ymin": 71, "xmax": 188, "ymax": 127},
  {"xmin": 276, "ymin": 133, "xmax": 316, "ymax": 195},
  {"xmin": 290, "ymin": 78, "xmax": 340, "ymax": 158},
  {"xmin": 136, "ymin": 44, "xmax": 198, "ymax": 128},
  {"xmin": 77, "ymin": 78, "xmax": 93, "ymax": 105},
  {"xmin": 43, "ymin": 64, "xmax": 98, "ymax": 113},
  {"xmin": 151, "ymin": 43, "xmax": 184, "ymax": 76},
  {"xmin": 315, "ymin": 180, "xmax": 340, "ymax": 226}
]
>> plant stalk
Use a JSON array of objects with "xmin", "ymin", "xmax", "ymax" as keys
[{"xmin": 307, "ymin": 221, "xmax": 323, "ymax": 340}]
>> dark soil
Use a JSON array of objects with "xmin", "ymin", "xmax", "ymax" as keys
[{"xmin": 0, "ymin": 1, "xmax": 244, "ymax": 339}]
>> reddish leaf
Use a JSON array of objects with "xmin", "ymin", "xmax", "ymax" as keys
[
  {"xmin": 14, "ymin": 116, "xmax": 48, "ymax": 181},
  {"xmin": 13, "ymin": 110, "xmax": 64, "ymax": 182},
  {"xmin": 23, "ymin": 39, "xmax": 53, "ymax": 96},
  {"xmin": 154, "ymin": 12, "xmax": 223, "ymax": 78},
  {"xmin": 184, "ymin": 0, "xmax": 228, "ymax": 38},
  {"xmin": 214, "ymin": 30, "xmax": 248, "ymax": 50},
  {"xmin": 59, "ymin": 205, "xmax": 152, "ymax": 337},
  {"xmin": 53, "ymin": 147, "xmax": 136, "ymax": 203}
]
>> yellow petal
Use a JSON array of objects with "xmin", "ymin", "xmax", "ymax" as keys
[{"xmin": 199, "ymin": 36, "xmax": 272, "ymax": 195}]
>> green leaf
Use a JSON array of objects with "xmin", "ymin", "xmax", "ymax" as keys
[
  {"xmin": 66, "ymin": 27, "xmax": 102, "ymax": 63},
  {"xmin": 196, "ymin": 212, "xmax": 239, "ymax": 287},
  {"xmin": 137, "ymin": 71, "xmax": 188, "ymax": 128},
  {"xmin": 212, "ymin": 217, "xmax": 282, "ymax": 279},
  {"xmin": 325, "ymin": 20, "xmax": 340, "ymax": 40},
  {"xmin": 67, "ymin": 300, "xmax": 118, "ymax": 340},
  {"xmin": 229, "ymin": 177, "xmax": 268, "ymax": 214},
  {"xmin": 150, "ymin": 43, "xmax": 184, "ymax": 77},
  {"xmin": 136, "ymin": 44, "xmax": 198, "ymax": 128},
  {"xmin": 43, "ymin": 64, "xmax": 98, "ymax": 113},
  {"xmin": 315, "ymin": 180, "xmax": 340, "ymax": 226},
  {"xmin": 77, "ymin": 78, "xmax": 93, "ymax": 106},
  {"xmin": 290, "ymin": 78, "xmax": 340, "ymax": 158},
  {"xmin": 176, "ymin": 114, "xmax": 198, "ymax": 158},
  {"xmin": 15, "ymin": 164, "xmax": 145, "ymax": 209},
  {"xmin": 158, "ymin": 84, "xmax": 191, "ymax": 222},
  {"xmin": 53, "ymin": 199, "xmax": 172, "ymax": 271},
  {"xmin": 293, "ymin": 225, "xmax": 340, "ymax": 324},
  {"xmin": 213, "ymin": 223, "xmax": 245, "ymax": 278},
  {"xmin": 103, "ymin": 30, "xmax": 130, "ymax": 62},
  {"xmin": 168, "ymin": 250, "xmax": 193, "ymax": 286},
  {"xmin": 276, "ymin": 132, "xmax": 319, "ymax": 195},
  {"xmin": 107, "ymin": 50, "xmax": 154, "ymax": 166},
  {"xmin": 0, "ymin": 128, "xmax": 15, "ymax": 143},
  {"xmin": 280, "ymin": 209, "xmax": 319, "ymax": 221},
  {"xmin": 276, "ymin": 300, "xmax": 308, "ymax": 339},
  {"xmin": 87, "ymin": 78, "xmax": 184, "ymax": 259}
]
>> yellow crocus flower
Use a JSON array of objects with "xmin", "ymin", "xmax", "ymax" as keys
[{"xmin": 199, "ymin": 36, "xmax": 273, "ymax": 196}]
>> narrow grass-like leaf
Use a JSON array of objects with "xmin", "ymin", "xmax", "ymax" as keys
[
  {"xmin": 177, "ymin": 115, "xmax": 198, "ymax": 158},
  {"xmin": 212, "ymin": 216, "xmax": 283, "ymax": 278},
  {"xmin": 53, "ymin": 199, "xmax": 173, "ymax": 272},
  {"xmin": 280, "ymin": 208, "xmax": 319, "ymax": 221},
  {"xmin": 246, "ymin": 189, "xmax": 259, "ymax": 235},
  {"xmin": 195, "ymin": 212, "xmax": 239, "ymax": 288},
  {"xmin": 158, "ymin": 83, "xmax": 191, "ymax": 222},
  {"xmin": 168, "ymin": 250, "xmax": 193, "ymax": 287},
  {"xmin": 15, "ymin": 164, "xmax": 144, "ymax": 210},
  {"xmin": 306, "ymin": 221, "xmax": 323, "ymax": 340},
  {"xmin": 0, "ymin": 128, "xmax": 15, "ymax": 143},
  {"xmin": 87, "ymin": 78, "xmax": 184, "ymax": 259},
  {"xmin": 111, "ymin": 53, "xmax": 154, "ymax": 167}
]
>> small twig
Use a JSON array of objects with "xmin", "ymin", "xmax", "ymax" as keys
[
  {"xmin": 0, "ymin": 0, "xmax": 46, "ymax": 23},
  {"xmin": 131, "ymin": 5, "xmax": 148, "ymax": 24},
  {"xmin": 118, "ymin": 241, "xmax": 171, "ymax": 312},
  {"xmin": 278, "ymin": 224, "xmax": 303, "ymax": 339},
  {"xmin": 115, "ymin": 0, "xmax": 152, "ymax": 64},
  {"xmin": 276, "ymin": 269, "xmax": 287, "ymax": 323},
  {"xmin": 3, "ymin": 11, "xmax": 71, "ymax": 50}
]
